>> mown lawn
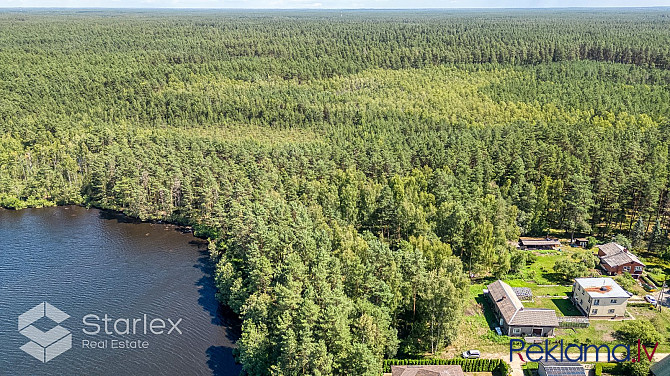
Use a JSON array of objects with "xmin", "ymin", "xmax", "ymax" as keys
[{"xmin": 524, "ymin": 297, "xmax": 582, "ymax": 316}]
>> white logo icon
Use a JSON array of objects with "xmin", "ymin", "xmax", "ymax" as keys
[{"xmin": 18, "ymin": 302, "xmax": 72, "ymax": 362}]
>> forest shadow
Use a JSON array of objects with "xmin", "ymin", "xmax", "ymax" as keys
[
  {"xmin": 194, "ymin": 249, "xmax": 242, "ymax": 342},
  {"xmin": 98, "ymin": 208, "xmax": 145, "ymax": 224},
  {"xmin": 207, "ymin": 345, "xmax": 242, "ymax": 376},
  {"xmin": 97, "ymin": 209, "xmax": 194, "ymax": 234},
  {"xmin": 194, "ymin": 247, "xmax": 243, "ymax": 375}
]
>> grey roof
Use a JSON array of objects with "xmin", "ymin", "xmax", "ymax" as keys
[
  {"xmin": 601, "ymin": 252, "xmax": 645, "ymax": 268},
  {"xmin": 391, "ymin": 365, "xmax": 464, "ymax": 376},
  {"xmin": 598, "ymin": 242, "xmax": 644, "ymax": 267},
  {"xmin": 539, "ymin": 362, "xmax": 586, "ymax": 376},
  {"xmin": 520, "ymin": 237, "xmax": 561, "ymax": 246},
  {"xmin": 487, "ymin": 280, "xmax": 559, "ymax": 327},
  {"xmin": 574, "ymin": 278, "xmax": 630, "ymax": 299},
  {"xmin": 651, "ymin": 354, "xmax": 670, "ymax": 376},
  {"xmin": 597, "ymin": 242, "xmax": 625, "ymax": 256},
  {"xmin": 488, "ymin": 280, "xmax": 524, "ymax": 323}
]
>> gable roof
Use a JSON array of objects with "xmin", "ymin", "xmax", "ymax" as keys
[
  {"xmin": 487, "ymin": 280, "xmax": 559, "ymax": 327},
  {"xmin": 539, "ymin": 362, "xmax": 586, "ymax": 376},
  {"xmin": 487, "ymin": 280, "xmax": 524, "ymax": 323},
  {"xmin": 597, "ymin": 242, "xmax": 625, "ymax": 256},
  {"xmin": 601, "ymin": 252, "xmax": 645, "ymax": 268},
  {"xmin": 391, "ymin": 365, "xmax": 464, "ymax": 376},
  {"xmin": 598, "ymin": 242, "xmax": 645, "ymax": 267},
  {"xmin": 574, "ymin": 278, "xmax": 630, "ymax": 299},
  {"xmin": 520, "ymin": 237, "xmax": 561, "ymax": 247}
]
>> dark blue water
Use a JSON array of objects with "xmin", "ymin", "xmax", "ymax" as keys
[{"xmin": 0, "ymin": 206, "xmax": 241, "ymax": 376}]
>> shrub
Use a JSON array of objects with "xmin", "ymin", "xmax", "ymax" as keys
[
  {"xmin": 615, "ymin": 273, "xmax": 637, "ymax": 291},
  {"xmin": 497, "ymin": 360, "xmax": 511, "ymax": 375},
  {"xmin": 382, "ymin": 358, "xmax": 504, "ymax": 373},
  {"xmin": 641, "ymin": 275, "xmax": 656, "ymax": 288},
  {"xmin": 646, "ymin": 274, "xmax": 661, "ymax": 286},
  {"xmin": 622, "ymin": 359, "xmax": 651, "ymax": 376},
  {"xmin": 587, "ymin": 236, "xmax": 598, "ymax": 249},
  {"xmin": 615, "ymin": 320, "xmax": 662, "ymax": 346}
]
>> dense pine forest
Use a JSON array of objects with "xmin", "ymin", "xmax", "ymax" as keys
[{"xmin": 1, "ymin": 9, "xmax": 670, "ymax": 375}]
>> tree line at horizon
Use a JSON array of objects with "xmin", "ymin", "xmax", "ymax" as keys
[{"xmin": 1, "ymin": 10, "xmax": 670, "ymax": 375}]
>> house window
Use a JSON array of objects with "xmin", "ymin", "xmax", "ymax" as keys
[
  {"xmin": 635, "ymin": 266, "xmax": 643, "ymax": 272},
  {"xmin": 610, "ymin": 299, "xmax": 617, "ymax": 304},
  {"xmin": 623, "ymin": 266, "xmax": 631, "ymax": 272},
  {"xmin": 608, "ymin": 309, "xmax": 615, "ymax": 314},
  {"xmin": 592, "ymin": 309, "xmax": 598, "ymax": 314},
  {"xmin": 593, "ymin": 299, "xmax": 600, "ymax": 306},
  {"xmin": 513, "ymin": 328, "xmax": 521, "ymax": 334}
]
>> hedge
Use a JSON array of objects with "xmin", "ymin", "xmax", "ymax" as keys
[
  {"xmin": 522, "ymin": 362, "xmax": 539, "ymax": 370},
  {"xmin": 595, "ymin": 363, "xmax": 602, "ymax": 376},
  {"xmin": 559, "ymin": 321, "xmax": 590, "ymax": 328},
  {"xmin": 383, "ymin": 358, "xmax": 509, "ymax": 374},
  {"xmin": 600, "ymin": 362, "xmax": 623, "ymax": 374},
  {"xmin": 646, "ymin": 274, "xmax": 661, "ymax": 287},
  {"xmin": 640, "ymin": 275, "xmax": 656, "ymax": 288}
]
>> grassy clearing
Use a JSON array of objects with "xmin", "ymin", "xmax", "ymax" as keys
[
  {"xmin": 524, "ymin": 297, "xmax": 582, "ymax": 316},
  {"xmin": 628, "ymin": 305, "xmax": 670, "ymax": 349},
  {"xmin": 452, "ymin": 245, "xmax": 670, "ymax": 357}
]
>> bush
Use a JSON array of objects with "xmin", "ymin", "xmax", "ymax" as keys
[
  {"xmin": 601, "ymin": 362, "xmax": 622, "ymax": 374},
  {"xmin": 382, "ymin": 358, "xmax": 504, "ymax": 373},
  {"xmin": 615, "ymin": 320, "xmax": 662, "ymax": 346},
  {"xmin": 587, "ymin": 236, "xmax": 598, "ymax": 249},
  {"xmin": 594, "ymin": 363, "xmax": 602, "ymax": 376},
  {"xmin": 554, "ymin": 259, "xmax": 590, "ymax": 280},
  {"xmin": 615, "ymin": 273, "xmax": 637, "ymax": 291},
  {"xmin": 614, "ymin": 234, "xmax": 632, "ymax": 249},
  {"xmin": 622, "ymin": 359, "xmax": 651, "ymax": 376},
  {"xmin": 646, "ymin": 274, "xmax": 661, "ymax": 286},
  {"xmin": 497, "ymin": 360, "xmax": 511, "ymax": 375},
  {"xmin": 641, "ymin": 275, "xmax": 657, "ymax": 288},
  {"xmin": 192, "ymin": 223, "xmax": 220, "ymax": 239},
  {"xmin": 523, "ymin": 362, "xmax": 539, "ymax": 370}
]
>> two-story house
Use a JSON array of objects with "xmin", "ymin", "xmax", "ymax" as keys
[
  {"xmin": 572, "ymin": 277, "xmax": 630, "ymax": 318},
  {"xmin": 597, "ymin": 242, "xmax": 645, "ymax": 278}
]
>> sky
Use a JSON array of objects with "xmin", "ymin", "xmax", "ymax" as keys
[{"xmin": 1, "ymin": 0, "xmax": 670, "ymax": 8}]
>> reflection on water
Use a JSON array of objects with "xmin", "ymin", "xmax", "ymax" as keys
[{"xmin": 0, "ymin": 206, "xmax": 241, "ymax": 376}]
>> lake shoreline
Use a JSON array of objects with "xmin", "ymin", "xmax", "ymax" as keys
[{"xmin": 0, "ymin": 205, "xmax": 242, "ymax": 375}]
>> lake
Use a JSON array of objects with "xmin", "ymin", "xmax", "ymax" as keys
[{"xmin": 0, "ymin": 206, "xmax": 241, "ymax": 376}]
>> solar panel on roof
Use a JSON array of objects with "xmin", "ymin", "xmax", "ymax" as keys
[{"xmin": 543, "ymin": 366, "xmax": 586, "ymax": 376}]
